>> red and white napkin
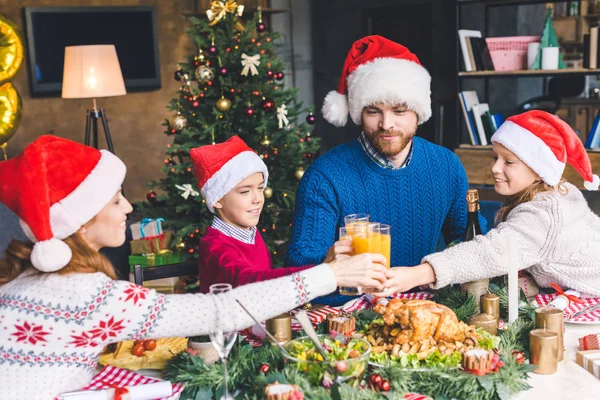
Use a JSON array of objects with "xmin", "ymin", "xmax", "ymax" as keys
[{"xmin": 535, "ymin": 293, "xmax": 600, "ymax": 323}]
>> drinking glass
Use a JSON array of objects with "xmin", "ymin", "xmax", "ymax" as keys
[
  {"xmin": 379, "ymin": 224, "xmax": 391, "ymax": 268},
  {"xmin": 209, "ymin": 283, "xmax": 238, "ymax": 400},
  {"xmin": 352, "ymin": 222, "xmax": 381, "ymax": 294},
  {"xmin": 338, "ymin": 226, "xmax": 358, "ymax": 296},
  {"xmin": 344, "ymin": 213, "xmax": 370, "ymax": 232}
]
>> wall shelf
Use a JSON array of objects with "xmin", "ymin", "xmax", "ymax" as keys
[{"xmin": 459, "ymin": 68, "xmax": 600, "ymax": 78}]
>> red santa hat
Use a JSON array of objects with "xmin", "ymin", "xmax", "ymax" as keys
[
  {"xmin": 491, "ymin": 110, "xmax": 599, "ymax": 190},
  {"xmin": 322, "ymin": 35, "xmax": 432, "ymax": 127},
  {"xmin": 190, "ymin": 136, "xmax": 268, "ymax": 213},
  {"xmin": 0, "ymin": 135, "xmax": 126, "ymax": 272}
]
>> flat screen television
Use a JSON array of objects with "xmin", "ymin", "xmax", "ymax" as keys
[{"xmin": 23, "ymin": 6, "xmax": 161, "ymax": 96}]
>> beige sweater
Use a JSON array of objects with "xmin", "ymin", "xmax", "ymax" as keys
[{"xmin": 424, "ymin": 183, "xmax": 600, "ymax": 296}]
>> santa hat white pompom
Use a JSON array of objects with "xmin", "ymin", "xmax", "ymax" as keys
[
  {"xmin": 584, "ymin": 174, "xmax": 600, "ymax": 191},
  {"xmin": 31, "ymin": 239, "xmax": 73, "ymax": 272},
  {"xmin": 322, "ymin": 90, "xmax": 349, "ymax": 127}
]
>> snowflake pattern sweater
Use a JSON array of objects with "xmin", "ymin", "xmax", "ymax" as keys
[
  {"xmin": 424, "ymin": 183, "xmax": 600, "ymax": 295},
  {"xmin": 288, "ymin": 137, "xmax": 477, "ymax": 268},
  {"xmin": 0, "ymin": 265, "xmax": 336, "ymax": 399}
]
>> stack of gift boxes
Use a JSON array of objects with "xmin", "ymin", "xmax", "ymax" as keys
[
  {"xmin": 576, "ymin": 333, "xmax": 600, "ymax": 379},
  {"xmin": 128, "ymin": 218, "xmax": 181, "ymax": 272}
]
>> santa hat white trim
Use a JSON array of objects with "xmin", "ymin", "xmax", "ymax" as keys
[
  {"xmin": 201, "ymin": 150, "xmax": 269, "ymax": 213},
  {"xmin": 346, "ymin": 58, "xmax": 432, "ymax": 126},
  {"xmin": 322, "ymin": 91, "xmax": 349, "ymax": 127},
  {"xmin": 491, "ymin": 121, "xmax": 566, "ymax": 186},
  {"xmin": 20, "ymin": 150, "xmax": 126, "ymax": 272}
]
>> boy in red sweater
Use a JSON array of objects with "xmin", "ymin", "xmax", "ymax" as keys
[{"xmin": 191, "ymin": 136, "xmax": 311, "ymax": 293}]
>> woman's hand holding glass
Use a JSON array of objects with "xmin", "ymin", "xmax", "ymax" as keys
[{"xmin": 328, "ymin": 253, "xmax": 388, "ymax": 292}]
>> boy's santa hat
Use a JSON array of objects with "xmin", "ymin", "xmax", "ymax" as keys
[
  {"xmin": 0, "ymin": 135, "xmax": 126, "ymax": 272},
  {"xmin": 322, "ymin": 35, "xmax": 431, "ymax": 127},
  {"xmin": 492, "ymin": 110, "xmax": 599, "ymax": 190},
  {"xmin": 190, "ymin": 136, "xmax": 268, "ymax": 213}
]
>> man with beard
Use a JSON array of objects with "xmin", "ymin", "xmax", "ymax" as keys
[{"xmin": 287, "ymin": 36, "xmax": 482, "ymax": 305}]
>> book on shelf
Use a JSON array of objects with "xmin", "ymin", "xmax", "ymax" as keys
[
  {"xmin": 583, "ymin": 26, "xmax": 600, "ymax": 69},
  {"xmin": 458, "ymin": 30, "xmax": 482, "ymax": 72},
  {"xmin": 587, "ymin": 111, "xmax": 600, "ymax": 149},
  {"xmin": 471, "ymin": 103, "xmax": 492, "ymax": 145},
  {"xmin": 469, "ymin": 37, "xmax": 495, "ymax": 72},
  {"xmin": 458, "ymin": 90, "xmax": 480, "ymax": 145}
]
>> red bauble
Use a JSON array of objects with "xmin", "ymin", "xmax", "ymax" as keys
[
  {"xmin": 257, "ymin": 22, "xmax": 266, "ymax": 33},
  {"xmin": 275, "ymin": 71, "xmax": 285, "ymax": 81},
  {"xmin": 146, "ymin": 190, "xmax": 157, "ymax": 204},
  {"xmin": 208, "ymin": 45, "xmax": 218, "ymax": 55},
  {"xmin": 261, "ymin": 98, "xmax": 276, "ymax": 112},
  {"xmin": 266, "ymin": 70, "xmax": 274, "ymax": 79},
  {"xmin": 305, "ymin": 113, "xmax": 316, "ymax": 125},
  {"xmin": 219, "ymin": 67, "xmax": 228, "ymax": 76},
  {"xmin": 512, "ymin": 350, "xmax": 525, "ymax": 364},
  {"xmin": 259, "ymin": 363, "xmax": 270, "ymax": 373},
  {"xmin": 190, "ymin": 99, "xmax": 200, "ymax": 109},
  {"xmin": 379, "ymin": 380, "xmax": 390, "ymax": 392},
  {"xmin": 245, "ymin": 106, "xmax": 255, "ymax": 118}
]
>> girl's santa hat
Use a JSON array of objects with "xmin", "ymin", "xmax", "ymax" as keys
[
  {"xmin": 0, "ymin": 135, "xmax": 126, "ymax": 272},
  {"xmin": 492, "ymin": 110, "xmax": 599, "ymax": 190},
  {"xmin": 322, "ymin": 35, "xmax": 431, "ymax": 127},
  {"xmin": 190, "ymin": 136, "xmax": 268, "ymax": 213}
]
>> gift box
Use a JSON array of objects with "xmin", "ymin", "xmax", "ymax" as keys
[
  {"xmin": 579, "ymin": 334, "xmax": 600, "ymax": 350},
  {"xmin": 576, "ymin": 350, "xmax": 600, "ymax": 379},
  {"xmin": 128, "ymin": 250, "xmax": 181, "ymax": 272},
  {"xmin": 131, "ymin": 218, "xmax": 164, "ymax": 240},
  {"xmin": 130, "ymin": 231, "xmax": 173, "ymax": 255}
]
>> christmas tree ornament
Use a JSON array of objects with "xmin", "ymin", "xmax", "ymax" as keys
[
  {"xmin": 306, "ymin": 112, "xmax": 316, "ymax": 125},
  {"xmin": 146, "ymin": 190, "xmax": 157, "ymax": 204},
  {"xmin": 209, "ymin": 45, "xmax": 218, "ymax": 56},
  {"xmin": 261, "ymin": 98, "xmax": 275, "ymax": 112},
  {"xmin": 294, "ymin": 167, "xmax": 305, "ymax": 180},
  {"xmin": 196, "ymin": 49, "xmax": 206, "ymax": 64},
  {"xmin": 175, "ymin": 241, "xmax": 186, "ymax": 251},
  {"xmin": 175, "ymin": 183, "xmax": 199, "ymax": 200},
  {"xmin": 266, "ymin": 70, "xmax": 274, "ymax": 79},
  {"xmin": 241, "ymin": 53, "xmax": 260, "ymax": 76},
  {"xmin": 258, "ymin": 363, "xmax": 270, "ymax": 373},
  {"xmin": 190, "ymin": 98, "xmax": 200, "ymax": 109},
  {"xmin": 245, "ymin": 106, "xmax": 255, "ymax": 118},
  {"xmin": 512, "ymin": 350, "xmax": 525, "ymax": 364},
  {"xmin": 165, "ymin": 158, "xmax": 176, "ymax": 166},
  {"xmin": 169, "ymin": 113, "xmax": 188, "ymax": 131},
  {"xmin": 275, "ymin": 71, "xmax": 285, "ymax": 81},
  {"xmin": 216, "ymin": 96, "xmax": 232, "ymax": 111},
  {"xmin": 264, "ymin": 187, "xmax": 273, "ymax": 199},
  {"xmin": 174, "ymin": 69, "xmax": 184, "ymax": 81},
  {"xmin": 195, "ymin": 65, "xmax": 214, "ymax": 83},
  {"xmin": 0, "ymin": 14, "xmax": 24, "ymax": 85},
  {"xmin": 260, "ymin": 136, "xmax": 271, "ymax": 146},
  {"xmin": 276, "ymin": 103, "xmax": 289, "ymax": 128},
  {"xmin": 256, "ymin": 20, "xmax": 266, "ymax": 33},
  {"xmin": 0, "ymin": 83, "xmax": 22, "ymax": 146},
  {"xmin": 206, "ymin": 1, "xmax": 244, "ymax": 25},
  {"xmin": 219, "ymin": 67, "xmax": 228, "ymax": 76}
]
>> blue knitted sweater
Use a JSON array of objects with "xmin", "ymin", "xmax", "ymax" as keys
[{"xmin": 287, "ymin": 137, "xmax": 484, "ymax": 305}]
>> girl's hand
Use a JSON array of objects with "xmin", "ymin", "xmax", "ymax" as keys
[
  {"xmin": 328, "ymin": 253, "xmax": 388, "ymax": 291},
  {"xmin": 372, "ymin": 263, "xmax": 436, "ymax": 297},
  {"xmin": 323, "ymin": 239, "xmax": 353, "ymax": 263}
]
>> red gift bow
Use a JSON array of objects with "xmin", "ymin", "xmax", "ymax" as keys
[
  {"xmin": 549, "ymin": 283, "xmax": 585, "ymax": 305},
  {"xmin": 98, "ymin": 380, "xmax": 129, "ymax": 400},
  {"xmin": 141, "ymin": 233, "xmax": 166, "ymax": 253}
]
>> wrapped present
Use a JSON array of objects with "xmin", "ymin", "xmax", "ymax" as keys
[
  {"xmin": 128, "ymin": 250, "xmax": 181, "ymax": 272},
  {"xmin": 131, "ymin": 218, "xmax": 164, "ymax": 240},
  {"xmin": 576, "ymin": 350, "xmax": 600, "ymax": 379},
  {"xmin": 580, "ymin": 334, "xmax": 600, "ymax": 350},
  {"xmin": 130, "ymin": 231, "xmax": 173, "ymax": 255}
]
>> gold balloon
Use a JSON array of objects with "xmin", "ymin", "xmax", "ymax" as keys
[
  {"xmin": 0, "ymin": 82, "xmax": 22, "ymax": 146},
  {"xmin": 294, "ymin": 167, "xmax": 305, "ymax": 180},
  {"xmin": 264, "ymin": 187, "xmax": 273, "ymax": 199},
  {"xmin": 216, "ymin": 96, "xmax": 232, "ymax": 112},
  {"xmin": 0, "ymin": 14, "xmax": 24, "ymax": 85}
]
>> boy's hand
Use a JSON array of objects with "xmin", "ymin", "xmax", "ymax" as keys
[
  {"xmin": 323, "ymin": 239, "xmax": 353, "ymax": 263},
  {"xmin": 372, "ymin": 263, "xmax": 436, "ymax": 297},
  {"xmin": 329, "ymin": 253, "xmax": 388, "ymax": 291}
]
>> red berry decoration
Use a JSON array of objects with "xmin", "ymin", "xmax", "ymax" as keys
[
  {"xmin": 512, "ymin": 350, "xmax": 525, "ymax": 364},
  {"xmin": 379, "ymin": 380, "xmax": 391, "ymax": 392},
  {"xmin": 305, "ymin": 112, "xmax": 316, "ymax": 125},
  {"xmin": 257, "ymin": 22, "xmax": 266, "ymax": 33},
  {"xmin": 208, "ymin": 45, "xmax": 218, "ymax": 55},
  {"xmin": 259, "ymin": 363, "xmax": 270, "ymax": 373},
  {"xmin": 261, "ymin": 98, "xmax": 276, "ymax": 112},
  {"xmin": 146, "ymin": 190, "xmax": 157, "ymax": 204},
  {"xmin": 245, "ymin": 106, "xmax": 255, "ymax": 118},
  {"xmin": 369, "ymin": 374, "xmax": 382, "ymax": 387}
]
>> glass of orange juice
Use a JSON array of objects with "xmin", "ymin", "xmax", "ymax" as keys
[
  {"xmin": 338, "ymin": 226, "xmax": 359, "ymax": 296},
  {"xmin": 344, "ymin": 214, "xmax": 369, "ymax": 236},
  {"xmin": 379, "ymin": 224, "xmax": 391, "ymax": 269},
  {"xmin": 352, "ymin": 222, "xmax": 381, "ymax": 255}
]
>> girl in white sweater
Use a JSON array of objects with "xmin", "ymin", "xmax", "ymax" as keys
[
  {"xmin": 375, "ymin": 110, "xmax": 600, "ymax": 297},
  {"xmin": 0, "ymin": 136, "xmax": 387, "ymax": 400}
]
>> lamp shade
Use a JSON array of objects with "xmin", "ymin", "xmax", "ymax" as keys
[{"xmin": 62, "ymin": 45, "xmax": 126, "ymax": 99}]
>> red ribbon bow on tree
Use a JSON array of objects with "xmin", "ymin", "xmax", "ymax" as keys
[{"xmin": 549, "ymin": 283, "xmax": 585, "ymax": 304}]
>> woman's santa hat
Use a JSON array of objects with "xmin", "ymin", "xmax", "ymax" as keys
[
  {"xmin": 190, "ymin": 136, "xmax": 268, "ymax": 213},
  {"xmin": 492, "ymin": 110, "xmax": 599, "ymax": 190},
  {"xmin": 0, "ymin": 135, "xmax": 126, "ymax": 272},
  {"xmin": 322, "ymin": 35, "xmax": 431, "ymax": 127}
]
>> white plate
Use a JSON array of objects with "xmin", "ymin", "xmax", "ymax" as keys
[{"xmin": 564, "ymin": 318, "xmax": 600, "ymax": 325}]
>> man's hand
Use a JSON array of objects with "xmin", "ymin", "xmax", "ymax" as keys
[
  {"xmin": 372, "ymin": 263, "xmax": 436, "ymax": 297},
  {"xmin": 323, "ymin": 239, "xmax": 353, "ymax": 263}
]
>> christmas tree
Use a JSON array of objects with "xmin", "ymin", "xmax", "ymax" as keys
[
  {"xmin": 531, "ymin": 7, "xmax": 566, "ymax": 70},
  {"xmin": 138, "ymin": 2, "xmax": 319, "ymax": 266}
]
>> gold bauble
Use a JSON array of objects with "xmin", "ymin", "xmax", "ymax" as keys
[
  {"xmin": 195, "ymin": 65, "xmax": 214, "ymax": 83},
  {"xmin": 216, "ymin": 96, "xmax": 232, "ymax": 112},
  {"xmin": 169, "ymin": 114, "xmax": 188, "ymax": 131},
  {"xmin": 0, "ymin": 14, "xmax": 24, "ymax": 85},
  {"xmin": 260, "ymin": 135, "xmax": 271, "ymax": 146},
  {"xmin": 294, "ymin": 167, "xmax": 305, "ymax": 180},
  {"xmin": 264, "ymin": 187, "xmax": 273, "ymax": 199},
  {"xmin": 0, "ymin": 82, "xmax": 22, "ymax": 146},
  {"xmin": 175, "ymin": 241, "xmax": 186, "ymax": 251}
]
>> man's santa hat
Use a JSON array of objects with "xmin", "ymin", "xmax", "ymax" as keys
[
  {"xmin": 492, "ymin": 110, "xmax": 599, "ymax": 190},
  {"xmin": 322, "ymin": 35, "xmax": 431, "ymax": 127},
  {"xmin": 0, "ymin": 135, "xmax": 126, "ymax": 272},
  {"xmin": 190, "ymin": 136, "xmax": 268, "ymax": 213}
]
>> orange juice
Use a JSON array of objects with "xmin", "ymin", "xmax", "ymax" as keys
[
  {"xmin": 353, "ymin": 233, "xmax": 382, "ymax": 254},
  {"xmin": 380, "ymin": 233, "xmax": 391, "ymax": 268}
]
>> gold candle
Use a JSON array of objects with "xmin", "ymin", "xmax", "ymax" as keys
[
  {"xmin": 468, "ymin": 313, "xmax": 497, "ymax": 335},
  {"xmin": 530, "ymin": 328, "xmax": 558, "ymax": 374},
  {"xmin": 461, "ymin": 279, "xmax": 490, "ymax": 308},
  {"xmin": 481, "ymin": 293, "xmax": 500, "ymax": 320},
  {"xmin": 535, "ymin": 307, "xmax": 564, "ymax": 361},
  {"xmin": 266, "ymin": 313, "xmax": 292, "ymax": 344}
]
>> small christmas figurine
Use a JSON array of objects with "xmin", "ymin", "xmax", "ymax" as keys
[
  {"xmin": 264, "ymin": 382, "xmax": 304, "ymax": 400},
  {"xmin": 326, "ymin": 313, "xmax": 356, "ymax": 335},
  {"xmin": 461, "ymin": 349, "xmax": 502, "ymax": 375}
]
